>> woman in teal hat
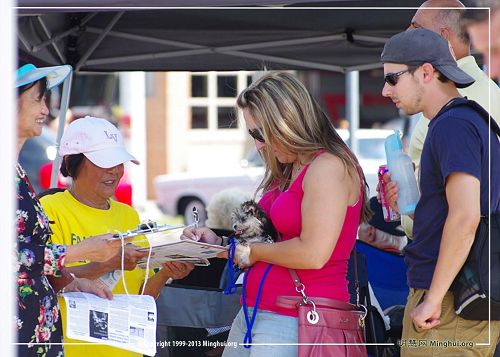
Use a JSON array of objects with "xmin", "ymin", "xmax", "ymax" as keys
[{"xmin": 15, "ymin": 64, "xmax": 129, "ymax": 356}]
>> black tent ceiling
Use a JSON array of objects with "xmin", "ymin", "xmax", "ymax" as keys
[{"xmin": 17, "ymin": 1, "xmax": 422, "ymax": 73}]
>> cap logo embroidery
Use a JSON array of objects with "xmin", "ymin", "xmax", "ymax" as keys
[{"xmin": 104, "ymin": 130, "xmax": 118, "ymax": 142}]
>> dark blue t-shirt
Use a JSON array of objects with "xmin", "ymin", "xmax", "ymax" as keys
[{"xmin": 405, "ymin": 98, "xmax": 500, "ymax": 290}]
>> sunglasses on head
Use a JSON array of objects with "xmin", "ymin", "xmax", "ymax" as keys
[
  {"xmin": 384, "ymin": 68, "xmax": 411, "ymax": 86},
  {"xmin": 248, "ymin": 128, "xmax": 265, "ymax": 143}
]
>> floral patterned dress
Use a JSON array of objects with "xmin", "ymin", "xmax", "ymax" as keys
[{"xmin": 15, "ymin": 163, "xmax": 67, "ymax": 357}]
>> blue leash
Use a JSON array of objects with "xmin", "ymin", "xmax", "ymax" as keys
[
  {"xmin": 223, "ymin": 238, "xmax": 240, "ymax": 295},
  {"xmin": 241, "ymin": 264, "xmax": 273, "ymax": 348}
]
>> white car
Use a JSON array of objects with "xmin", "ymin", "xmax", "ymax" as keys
[
  {"xmin": 154, "ymin": 149, "xmax": 264, "ymax": 225},
  {"xmin": 338, "ymin": 129, "xmax": 395, "ymax": 197},
  {"xmin": 154, "ymin": 129, "xmax": 393, "ymax": 224}
]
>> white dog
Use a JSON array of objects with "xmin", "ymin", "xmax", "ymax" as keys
[{"xmin": 205, "ymin": 189, "xmax": 252, "ymax": 231}]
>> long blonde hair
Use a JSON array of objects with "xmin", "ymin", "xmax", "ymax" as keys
[{"xmin": 237, "ymin": 71, "xmax": 371, "ymax": 223}]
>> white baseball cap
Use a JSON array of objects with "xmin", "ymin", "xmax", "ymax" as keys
[
  {"xmin": 59, "ymin": 116, "xmax": 139, "ymax": 168},
  {"xmin": 16, "ymin": 63, "xmax": 72, "ymax": 89}
]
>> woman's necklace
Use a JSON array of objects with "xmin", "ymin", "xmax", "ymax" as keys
[
  {"xmin": 15, "ymin": 163, "xmax": 26, "ymax": 178},
  {"xmin": 69, "ymin": 188, "xmax": 110, "ymax": 210},
  {"xmin": 291, "ymin": 162, "xmax": 304, "ymax": 181}
]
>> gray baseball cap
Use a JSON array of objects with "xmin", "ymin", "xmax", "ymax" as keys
[{"xmin": 381, "ymin": 28, "xmax": 475, "ymax": 88}]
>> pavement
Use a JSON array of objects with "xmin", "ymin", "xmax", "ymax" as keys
[{"xmin": 135, "ymin": 199, "xmax": 183, "ymax": 225}]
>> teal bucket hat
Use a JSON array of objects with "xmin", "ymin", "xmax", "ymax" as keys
[{"xmin": 16, "ymin": 63, "xmax": 72, "ymax": 89}]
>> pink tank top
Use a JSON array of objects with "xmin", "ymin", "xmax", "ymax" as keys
[{"xmin": 243, "ymin": 151, "xmax": 362, "ymax": 317}]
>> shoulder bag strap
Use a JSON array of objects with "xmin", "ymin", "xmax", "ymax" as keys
[
  {"xmin": 443, "ymin": 97, "xmax": 500, "ymax": 137},
  {"xmin": 287, "ymin": 248, "xmax": 361, "ymax": 308}
]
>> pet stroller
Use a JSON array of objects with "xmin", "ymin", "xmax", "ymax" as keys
[{"xmin": 354, "ymin": 240, "xmax": 409, "ymax": 357}]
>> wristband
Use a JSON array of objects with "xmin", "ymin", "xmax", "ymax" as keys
[
  {"xmin": 220, "ymin": 236, "xmax": 229, "ymax": 247},
  {"xmin": 58, "ymin": 272, "xmax": 76, "ymax": 295}
]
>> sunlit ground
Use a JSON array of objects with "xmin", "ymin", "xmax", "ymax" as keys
[{"xmin": 135, "ymin": 200, "xmax": 184, "ymax": 226}]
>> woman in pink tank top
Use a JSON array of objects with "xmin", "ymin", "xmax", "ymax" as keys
[{"xmin": 182, "ymin": 72, "xmax": 370, "ymax": 357}]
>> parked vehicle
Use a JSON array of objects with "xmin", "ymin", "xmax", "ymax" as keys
[
  {"xmin": 154, "ymin": 150, "xmax": 264, "ymax": 225},
  {"xmin": 19, "ymin": 128, "xmax": 58, "ymax": 194},
  {"xmin": 337, "ymin": 129, "xmax": 394, "ymax": 196},
  {"xmin": 154, "ymin": 129, "xmax": 393, "ymax": 224}
]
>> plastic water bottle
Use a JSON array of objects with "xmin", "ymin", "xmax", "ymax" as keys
[{"xmin": 384, "ymin": 130, "xmax": 420, "ymax": 215}]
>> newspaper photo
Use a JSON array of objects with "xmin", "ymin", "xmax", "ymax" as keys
[{"xmin": 62, "ymin": 292, "xmax": 157, "ymax": 356}]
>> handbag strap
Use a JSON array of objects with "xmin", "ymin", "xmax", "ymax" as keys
[
  {"xmin": 276, "ymin": 295, "xmax": 359, "ymax": 311},
  {"xmin": 287, "ymin": 247, "xmax": 361, "ymax": 308}
]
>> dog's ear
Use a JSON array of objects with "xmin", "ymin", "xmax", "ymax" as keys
[
  {"xmin": 249, "ymin": 204, "xmax": 258, "ymax": 217},
  {"xmin": 242, "ymin": 200, "xmax": 257, "ymax": 216},
  {"xmin": 252, "ymin": 203, "xmax": 277, "ymax": 240},
  {"xmin": 253, "ymin": 204, "xmax": 265, "ymax": 221},
  {"xmin": 262, "ymin": 213, "xmax": 277, "ymax": 240}
]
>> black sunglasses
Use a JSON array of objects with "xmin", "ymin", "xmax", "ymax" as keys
[
  {"xmin": 248, "ymin": 128, "xmax": 265, "ymax": 143},
  {"xmin": 384, "ymin": 69, "xmax": 411, "ymax": 86}
]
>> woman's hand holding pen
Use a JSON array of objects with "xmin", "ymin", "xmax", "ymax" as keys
[{"xmin": 181, "ymin": 226, "xmax": 228, "ymax": 259}]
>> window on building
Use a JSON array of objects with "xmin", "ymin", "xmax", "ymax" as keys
[
  {"xmin": 217, "ymin": 75, "xmax": 237, "ymax": 97},
  {"xmin": 191, "ymin": 75, "xmax": 208, "ymax": 97},
  {"xmin": 189, "ymin": 71, "xmax": 253, "ymax": 131},
  {"xmin": 191, "ymin": 106, "xmax": 208, "ymax": 129},
  {"xmin": 217, "ymin": 107, "xmax": 237, "ymax": 129}
]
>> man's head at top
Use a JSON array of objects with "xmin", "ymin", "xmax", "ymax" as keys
[
  {"xmin": 409, "ymin": 0, "xmax": 470, "ymax": 59},
  {"xmin": 381, "ymin": 28, "xmax": 474, "ymax": 117},
  {"xmin": 462, "ymin": 0, "xmax": 500, "ymax": 78}
]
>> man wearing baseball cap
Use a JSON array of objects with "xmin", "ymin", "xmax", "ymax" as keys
[{"xmin": 381, "ymin": 28, "xmax": 500, "ymax": 356}]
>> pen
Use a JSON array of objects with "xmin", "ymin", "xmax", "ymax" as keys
[{"xmin": 192, "ymin": 207, "xmax": 199, "ymax": 229}]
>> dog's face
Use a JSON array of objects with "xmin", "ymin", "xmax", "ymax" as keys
[{"xmin": 231, "ymin": 201, "xmax": 268, "ymax": 238}]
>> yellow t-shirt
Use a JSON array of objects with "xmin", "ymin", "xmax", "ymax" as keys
[
  {"xmin": 402, "ymin": 55, "xmax": 500, "ymax": 239},
  {"xmin": 41, "ymin": 190, "xmax": 151, "ymax": 357}
]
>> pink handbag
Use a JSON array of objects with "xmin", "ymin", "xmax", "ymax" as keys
[{"xmin": 276, "ymin": 268, "xmax": 368, "ymax": 357}]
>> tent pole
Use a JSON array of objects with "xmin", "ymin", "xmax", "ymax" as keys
[
  {"xmin": 222, "ymin": 50, "xmax": 345, "ymax": 73},
  {"xmin": 347, "ymin": 62, "xmax": 383, "ymax": 72},
  {"xmin": 86, "ymin": 27, "xmax": 205, "ymax": 49},
  {"xmin": 37, "ymin": 16, "xmax": 66, "ymax": 63},
  {"xmin": 17, "ymin": 29, "xmax": 31, "ymax": 52},
  {"xmin": 346, "ymin": 70, "xmax": 359, "ymax": 156},
  {"xmin": 32, "ymin": 13, "xmax": 97, "ymax": 53},
  {"xmin": 217, "ymin": 33, "xmax": 345, "ymax": 51},
  {"xmin": 87, "ymin": 48, "xmax": 210, "ymax": 66},
  {"xmin": 75, "ymin": 11, "xmax": 124, "ymax": 71},
  {"xmin": 50, "ymin": 71, "xmax": 73, "ymax": 188}
]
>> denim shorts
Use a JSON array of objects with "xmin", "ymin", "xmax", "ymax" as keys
[{"xmin": 222, "ymin": 307, "xmax": 298, "ymax": 357}]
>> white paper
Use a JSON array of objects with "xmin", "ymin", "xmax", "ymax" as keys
[
  {"xmin": 95, "ymin": 270, "xmax": 123, "ymax": 291},
  {"xmin": 136, "ymin": 240, "xmax": 228, "ymax": 269},
  {"xmin": 62, "ymin": 292, "xmax": 157, "ymax": 356},
  {"xmin": 235, "ymin": 272, "xmax": 245, "ymax": 285}
]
